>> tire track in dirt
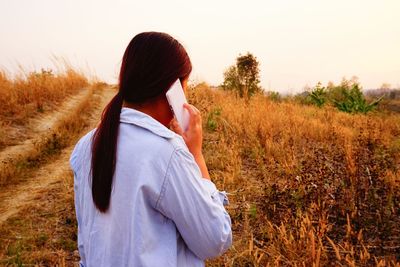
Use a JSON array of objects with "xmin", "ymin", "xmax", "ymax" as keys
[
  {"xmin": 0, "ymin": 86, "xmax": 115, "ymax": 225},
  {"xmin": 0, "ymin": 88, "xmax": 92, "ymax": 172}
]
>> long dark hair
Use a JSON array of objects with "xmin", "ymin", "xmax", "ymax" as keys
[{"xmin": 91, "ymin": 32, "xmax": 192, "ymax": 212}]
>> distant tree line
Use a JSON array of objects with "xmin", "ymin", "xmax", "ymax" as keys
[
  {"xmin": 220, "ymin": 53, "xmax": 395, "ymax": 114},
  {"xmin": 365, "ymin": 83, "xmax": 400, "ymax": 100}
]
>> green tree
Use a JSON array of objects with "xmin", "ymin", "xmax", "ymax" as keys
[{"xmin": 222, "ymin": 52, "xmax": 262, "ymax": 98}]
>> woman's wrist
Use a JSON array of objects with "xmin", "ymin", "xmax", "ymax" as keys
[
  {"xmin": 190, "ymin": 149, "xmax": 203, "ymax": 159},
  {"xmin": 192, "ymin": 152, "xmax": 210, "ymax": 180}
]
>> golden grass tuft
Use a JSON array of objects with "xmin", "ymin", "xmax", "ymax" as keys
[{"xmin": 0, "ymin": 67, "xmax": 88, "ymax": 126}]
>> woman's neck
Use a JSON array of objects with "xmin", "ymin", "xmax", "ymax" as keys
[{"xmin": 122, "ymin": 99, "xmax": 173, "ymax": 127}]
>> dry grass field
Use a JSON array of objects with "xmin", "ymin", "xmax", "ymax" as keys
[
  {"xmin": 0, "ymin": 72, "xmax": 399, "ymax": 266},
  {"xmin": 0, "ymin": 68, "xmax": 114, "ymax": 265},
  {"xmin": 189, "ymin": 84, "xmax": 400, "ymax": 266},
  {"xmin": 0, "ymin": 67, "xmax": 88, "ymax": 150}
]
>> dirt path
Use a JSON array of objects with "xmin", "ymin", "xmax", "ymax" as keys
[
  {"xmin": 0, "ymin": 88, "xmax": 92, "ymax": 170},
  {"xmin": 0, "ymin": 86, "xmax": 115, "ymax": 225}
]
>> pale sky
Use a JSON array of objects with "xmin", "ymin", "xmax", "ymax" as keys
[{"xmin": 1, "ymin": 0, "xmax": 399, "ymax": 93}]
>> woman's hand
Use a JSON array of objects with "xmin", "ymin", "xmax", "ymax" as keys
[
  {"xmin": 170, "ymin": 103, "xmax": 210, "ymax": 179},
  {"xmin": 170, "ymin": 103, "xmax": 203, "ymax": 157}
]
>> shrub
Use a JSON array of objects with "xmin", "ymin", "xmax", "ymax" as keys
[
  {"xmin": 308, "ymin": 82, "xmax": 327, "ymax": 107},
  {"xmin": 331, "ymin": 81, "xmax": 383, "ymax": 114}
]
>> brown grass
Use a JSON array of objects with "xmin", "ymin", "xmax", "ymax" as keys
[
  {"xmin": 0, "ymin": 85, "xmax": 107, "ymax": 266},
  {"xmin": 0, "ymin": 157, "xmax": 79, "ymax": 266},
  {"xmin": 187, "ymin": 83, "xmax": 400, "ymax": 266},
  {"xmin": 0, "ymin": 176, "xmax": 79, "ymax": 266},
  {"xmin": 0, "ymin": 81, "xmax": 398, "ymax": 266},
  {"xmin": 0, "ymin": 83, "xmax": 106, "ymax": 187},
  {"xmin": 0, "ymin": 67, "xmax": 88, "ymax": 149}
]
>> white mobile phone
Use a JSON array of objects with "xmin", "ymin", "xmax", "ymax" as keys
[{"xmin": 166, "ymin": 79, "xmax": 190, "ymax": 131}]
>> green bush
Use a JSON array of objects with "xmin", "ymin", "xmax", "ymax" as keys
[
  {"xmin": 304, "ymin": 78, "xmax": 383, "ymax": 114},
  {"xmin": 330, "ymin": 79, "xmax": 383, "ymax": 114},
  {"xmin": 308, "ymin": 82, "xmax": 326, "ymax": 107}
]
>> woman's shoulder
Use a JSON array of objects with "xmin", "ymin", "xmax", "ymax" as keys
[
  {"xmin": 70, "ymin": 129, "xmax": 96, "ymax": 171},
  {"xmin": 119, "ymin": 121, "xmax": 188, "ymax": 153}
]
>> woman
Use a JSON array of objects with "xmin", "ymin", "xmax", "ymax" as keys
[{"xmin": 70, "ymin": 32, "xmax": 232, "ymax": 267}]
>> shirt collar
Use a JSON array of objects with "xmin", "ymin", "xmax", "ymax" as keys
[{"xmin": 119, "ymin": 107, "xmax": 176, "ymax": 139}]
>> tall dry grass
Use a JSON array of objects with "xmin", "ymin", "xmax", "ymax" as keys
[
  {"xmin": 0, "ymin": 67, "xmax": 88, "ymax": 125},
  {"xmin": 188, "ymin": 83, "xmax": 400, "ymax": 266},
  {"xmin": 0, "ymin": 85, "xmax": 102, "ymax": 187},
  {"xmin": 0, "ymin": 65, "xmax": 103, "ymax": 186},
  {"xmin": 0, "ymin": 85, "xmax": 107, "ymax": 265},
  {"xmin": 0, "ymin": 66, "xmax": 89, "ymax": 150}
]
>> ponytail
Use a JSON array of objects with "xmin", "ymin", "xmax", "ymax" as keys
[{"xmin": 91, "ymin": 92, "xmax": 123, "ymax": 212}]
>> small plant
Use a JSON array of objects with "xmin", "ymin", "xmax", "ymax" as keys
[
  {"xmin": 249, "ymin": 204, "xmax": 257, "ymax": 219},
  {"xmin": 309, "ymin": 82, "xmax": 327, "ymax": 107},
  {"xmin": 206, "ymin": 107, "xmax": 221, "ymax": 131},
  {"xmin": 332, "ymin": 83, "xmax": 383, "ymax": 113}
]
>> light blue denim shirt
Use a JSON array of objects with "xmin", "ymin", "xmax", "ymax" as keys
[{"xmin": 70, "ymin": 107, "xmax": 232, "ymax": 267}]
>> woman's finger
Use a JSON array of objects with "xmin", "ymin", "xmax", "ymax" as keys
[
  {"xmin": 183, "ymin": 103, "xmax": 195, "ymax": 115},
  {"xmin": 192, "ymin": 106, "xmax": 200, "ymax": 113},
  {"xmin": 183, "ymin": 104, "xmax": 201, "ymax": 126},
  {"xmin": 170, "ymin": 118, "xmax": 184, "ymax": 136}
]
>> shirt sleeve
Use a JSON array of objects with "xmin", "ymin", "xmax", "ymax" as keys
[{"xmin": 155, "ymin": 148, "xmax": 232, "ymax": 260}]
